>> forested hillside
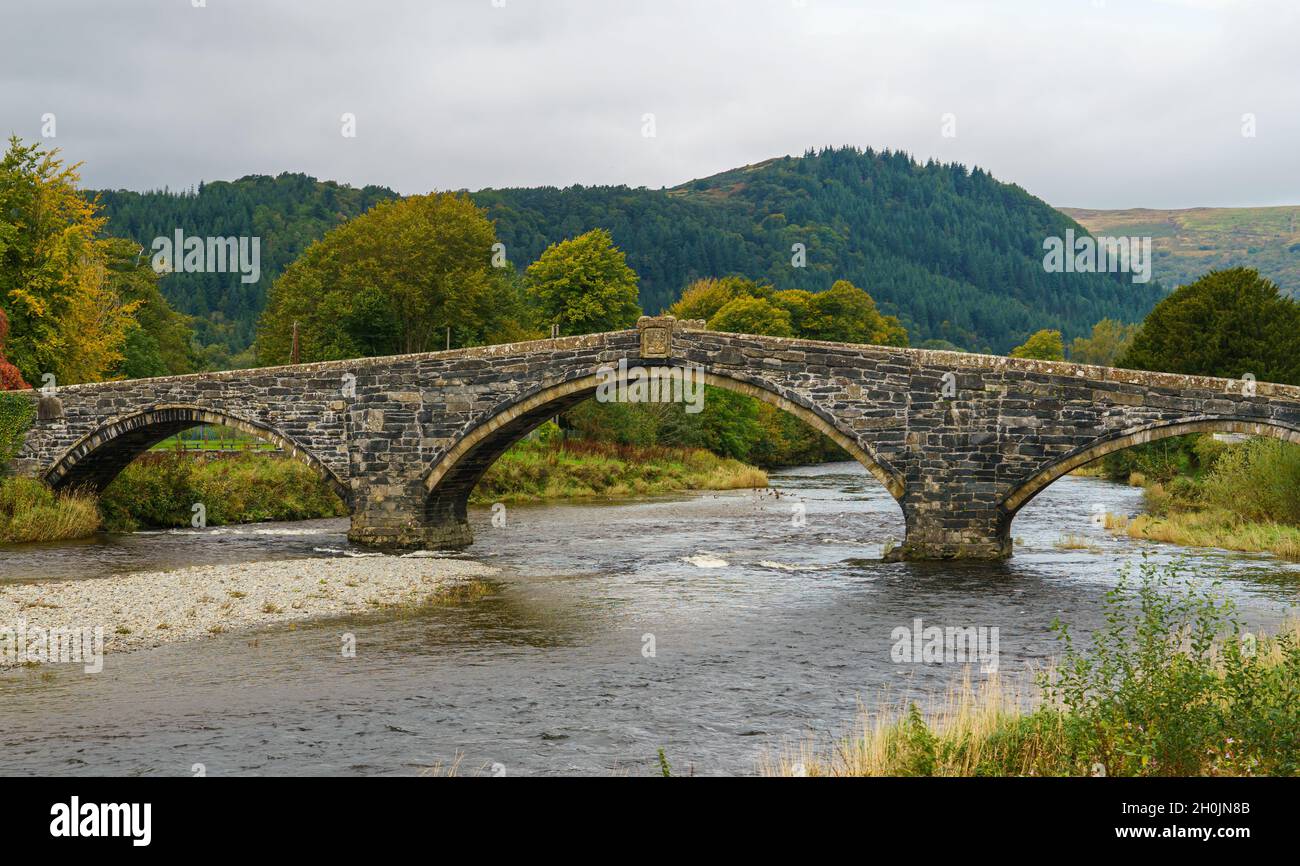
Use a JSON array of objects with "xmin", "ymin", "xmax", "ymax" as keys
[
  {"xmin": 96, "ymin": 174, "xmax": 398, "ymax": 367},
  {"xmin": 96, "ymin": 147, "xmax": 1165, "ymax": 363},
  {"xmin": 481, "ymin": 148, "xmax": 1163, "ymax": 352}
]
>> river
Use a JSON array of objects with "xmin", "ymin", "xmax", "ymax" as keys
[{"xmin": 1, "ymin": 463, "xmax": 1297, "ymax": 776}]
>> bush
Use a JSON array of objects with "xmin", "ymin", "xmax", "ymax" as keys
[
  {"xmin": 1041, "ymin": 558, "xmax": 1300, "ymax": 776},
  {"xmin": 99, "ymin": 453, "xmax": 198, "ymax": 530},
  {"xmin": 470, "ymin": 437, "xmax": 766, "ymax": 503},
  {"xmin": 1199, "ymin": 438, "xmax": 1300, "ymax": 525},
  {"xmin": 99, "ymin": 453, "xmax": 347, "ymax": 530},
  {"xmin": 1100, "ymin": 434, "xmax": 1201, "ymax": 483},
  {"xmin": 563, "ymin": 388, "xmax": 845, "ymax": 468},
  {"xmin": 0, "ymin": 392, "xmax": 35, "ymax": 472}
]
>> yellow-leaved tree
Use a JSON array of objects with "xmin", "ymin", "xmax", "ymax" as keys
[
  {"xmin": 0, "ymin": 136, "xmax": 141, "ymax": 384},
  {"xmin": 257, "ymin": 192, "xmax": 531, "ymax": 364}
]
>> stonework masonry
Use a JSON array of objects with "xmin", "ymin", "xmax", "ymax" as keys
[{"xmin": 13, "ymin": 316, "xmax": 1300, "ymax": 560}]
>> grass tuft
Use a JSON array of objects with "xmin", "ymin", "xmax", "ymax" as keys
[{"xmin": 0, "ymin": 478, "xmax": 101, "ymax": 544}]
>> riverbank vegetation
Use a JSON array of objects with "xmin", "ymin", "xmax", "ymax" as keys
[
  {"xmin": 0, "ymin": 478, "xmax": 100, "ymax": 544},
  {"xmin": 0, "ymin": 434, "xmax": 769, "ymax": 543},
  {"xmin": 471, "ymin": 432, "xmax": 767, "ymax": 504},
  {"xmin": 1100, "ymin": 436, "xmax": 1300, "ymax": 560},
  {"xmin": 1074, "ymin": 267, "xmax": 1300, "ymax": 559},
  {"xmin": 98, "ymin": 453, "xmax": 348, "ymax": 532},
  {"xmin": 766, "ymin": 561, "xmax": 1300, "ymax": 776}
]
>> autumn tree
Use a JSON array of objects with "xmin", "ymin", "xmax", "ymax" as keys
[
  {"xmin": 524, "ymin": 229, "xmax": 641, "ymax": 336},
  {"xmin": 1010, "ymin": 329, "xmax": 1065, "ymax": 361},
  {"xmin": 669, "ymin": 276, "xmax": 907, "ymax": 346},
  {"xmin": 670, "ymin": 276, "xmax": 775, "ymax": 323},
  {"xmin": 0, "ymin": 136, "xmax": 143, "ymax": 384},
  {"xmin": 1069, "ymin": 318, "xmax": 1139, "ymax": 367},
  {"xmin": 257, "ymin": 192, "xmax": 530, "ymax": 363},
  {"xmin": 0, "ymin": 309, "xmax": 28, "ymax": 390},
  {"xmin": 708, "ymin": 296, "xmax": 794, "ymax": 337}
]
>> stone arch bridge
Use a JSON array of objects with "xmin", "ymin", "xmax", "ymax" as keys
[{"xmin": 12, "ymin": 316, "xmax": 1300, "ymax": 560}]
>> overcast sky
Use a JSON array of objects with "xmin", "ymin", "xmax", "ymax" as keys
[{"xmin": 2, "ymin": 0, "xmax": 1296, "ymax": 208}]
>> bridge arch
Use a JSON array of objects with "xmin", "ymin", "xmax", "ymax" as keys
[
  {"xmin": 43, "ymin": 404, "xmax": 351, "ymax": 506},
  {"xmin": 1000, "ymin": 415, "xmax": 1300, "ymax": 516},
  {"xmin": 419, "ymin": 366, "xmax": 905, "ymax": 542}
]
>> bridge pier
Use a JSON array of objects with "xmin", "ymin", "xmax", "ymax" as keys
[
  {"xmin": 346, "ymin": 483, "xmax": 474, "ymax": 550},
  {"xmin": 886, "ymin": 502, "xmax": 1012, "ymax": 561}
]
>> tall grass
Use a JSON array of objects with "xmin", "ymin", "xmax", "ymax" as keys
[
  {"xmin": 470, "ymin": 437, "xmax": 767, "ymax": 504},
  {"xmin": 0, "ymin": 477, "xmax": 101, "ymax": 544},
  {"xmin": 766, "ymin": 560, "xmax": 1300, "ymax": 776}
]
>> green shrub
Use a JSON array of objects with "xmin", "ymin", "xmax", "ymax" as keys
[
  {"xmin": 0, "ymin": 392, "xmax": 36, "ymax": 473},
  {"xmin": 1163, "ymin": 475, "xmax": 1203, "ymax": 509},
  {"xmin": 1101, "ymin": 434, "xmax": 1201, "ymax": 483},
  {"xmin": 1040, "ymin": 558, "xmax": 1300, "ymax": 776},
  {"xmin": 470, "ymin": 437, "xmax": 766, "ymax": 503},
  {"xmin": 1200, "ymin": 438, "xmax": 1300, "ymax": 525}
]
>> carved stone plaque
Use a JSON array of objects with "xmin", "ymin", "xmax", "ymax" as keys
[{"xmin": 640, "ymin": 326, "xmax": 671, "ymax": 358}]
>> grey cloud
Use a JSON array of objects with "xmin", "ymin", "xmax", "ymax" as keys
[{"xmin": 1, "ymin": 0, "xmax": 1296, "ymax": 207}]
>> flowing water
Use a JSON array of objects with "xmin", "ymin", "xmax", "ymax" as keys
[{"xmin": 2, "ymin": 464, "xmax": 1297, "ymax": 776}]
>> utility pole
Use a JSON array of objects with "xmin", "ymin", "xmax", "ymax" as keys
[
  {"xmin": 291, "ymin": 321, "xmax": 300, "ymax": 365},
  {"xmin": 446, "ymin": 326, "xmax": 452, "ymax": 351}
]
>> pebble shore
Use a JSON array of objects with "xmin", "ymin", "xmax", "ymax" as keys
[{"xmin": 0, "ymin": 556, "xmax": 498, "ymax": 664}]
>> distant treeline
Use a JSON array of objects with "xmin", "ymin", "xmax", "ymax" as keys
[
  {"xmin": 95, "ymin": 174, "xmax": 397, "ymax": 368},
  {"xmin": 94, "ymin": 147, "xmax": 1165, "ymax": 364}
]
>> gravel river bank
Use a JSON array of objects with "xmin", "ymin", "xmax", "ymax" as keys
[{"xmin": 0, "ymin": 556, "xmax": 498, "ymax": 666}]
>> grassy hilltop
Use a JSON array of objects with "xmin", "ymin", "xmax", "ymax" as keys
[{"xmin": 1061, "ymin": 205, "xmax": 1300, "ymax": 295}]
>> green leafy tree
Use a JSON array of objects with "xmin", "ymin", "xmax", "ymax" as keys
[
  {"xmin": 104, "ymin": 238, "xmax": 197, "ymax": 378},
  {"xmin": 1010, "ymin": 329, "xmax": 1065, "ymax": 361},
  {"xmin": 1069, "ymin": 318, "xmax": 1139, "ymax": 367},
  {"xmin": 1117, "ymin": 268, "xmax": 1300, "ymax": 383},
  {"xmin": 524, "ymin": 228, "xmax": 641, "ymax": 336},
  {"xmin": 783, "ymin": 279, "xmax": 908, "ymax": 346},
  {"xmin": 708, "ymin": 296, "xmax": 793, "ymax": 337},
  {"xmin": 257, "ymin": 192, "xmax": 530, "ymax": 364},
  {"xmin": 664, "ymin": 387, "xmax": 761, "ymax": 460},
  {"xmin": 96, "ymin": 173, "xmax": 399, "ymax": 364},
  {"xmin": 667, "ymin": 275, "xmax": 908, "ymax": 465}
]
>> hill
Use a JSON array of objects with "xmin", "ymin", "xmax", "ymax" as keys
[
  {"xmin": 1060, "ymin": 205, "xmax": 1300, "ymax": 296},
  {"xmin": 477, "ymin": 148, "xmax": 1162, "ymax": 353},
  {"xmin": 95, "ymin": 148, "xmax": 1165, "ymax": 363}
]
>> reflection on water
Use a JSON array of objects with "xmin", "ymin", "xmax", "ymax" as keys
[{"xmin": 1, "ymin": 464, "xmax": 1297, "ymax": 776}]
